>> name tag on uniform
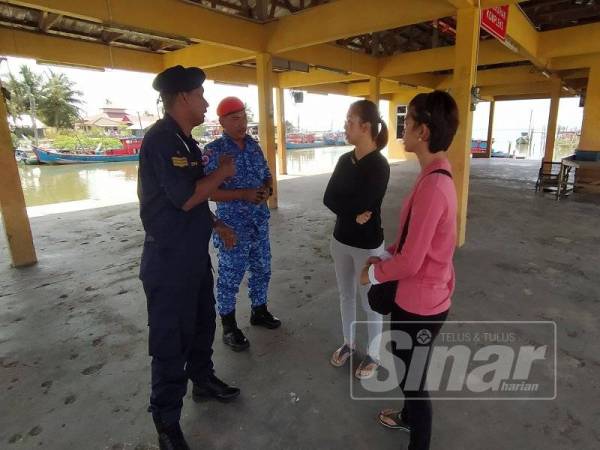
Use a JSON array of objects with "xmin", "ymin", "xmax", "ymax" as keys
[{"xmin": 172, "ymin": 156, "xmax": 189, "ymax": 167}]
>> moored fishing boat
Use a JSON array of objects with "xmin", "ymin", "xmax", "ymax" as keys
[{"xmin": 32, "ymin": 137, "xmax": 142, "ymax": 165}]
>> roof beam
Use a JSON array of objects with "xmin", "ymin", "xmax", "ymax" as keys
[
  {"xmin": 391, "ymin": 73, "xmax": 443, "ymax": 89},
  {"xmin": 278, "ymin": 68, "xmax": 365, "ymax": 89},
  {"xmin": 549, "ymin": 53, "xmax": 600, "ymax": 71},
  {"xmin": 347, "ymin": 79, "xmax": 429, "ymax": 97},
  {"xmin": 437, "ymin": 65, "xmax": 548, "ymax": 89},
  {"xmin": 150, "ymin": 40, "xmax": 173, "ymax": 52},
  {"xmin": 163, "ymin": 43, "xmax": 254, "ymax": 69},
  {"xmin": 479, "ymin": 81, "xmax": 554, "ymax": 98},
  {"xmin": 265, "ymin": 0, "xmax": 455, "ymax": 54},
  {"xmin": 38, "ymin": 11, "xmax": 61, "ymax": 32},
  {"xmin": 304, "ymin": 83, "xmax": 352, "ymax": 96},
  {"xmin": 504, "ymin": 3, "xmax": 547, "ymax": 68},
  {"xmin": 539, "ymin": 22, "xmax": 600, "ymax": 59},
  {"xmin": 10, "ymin": 0, "xmax": 266, "ymax": 52},
  {"xmin": 0, "ymin": 26, "xmax": 162, "ymax": 73},
  {"xmin": 100, "ymin": 30, "xmax": 125, "ymax": 44},
  {"xmin": 275, "ymin": 44, "xmax": 379, "ymax": 77},
  {"xmin": 202, "ymin": 65, "xmax": 280, "ymax": 87},
  {"xmin": 378, "ymin": 39, "xmax": 525, "ymax": 77}
]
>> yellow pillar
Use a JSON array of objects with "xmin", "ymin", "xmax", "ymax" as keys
[
  {"xmin": 576, "ymin": 65, "xmax": 600, "ymax": 190},
  {"xmin": 256, "ymin": 53, "xmax": 278, "ymax": 208},
  {"xmin": 274, "ymin": 87, "xmax": 287, "ymax": 175},
  {"xmin": 447, "ymin": 7, "xmax": 479, "ymax": 247},
  {"xmin": 579, "ymin": 64, "xmax": 600, "ymax": 151},
  {"xmin": 485, "ymin": 100, "xmax": 495, "ymax": 159},
  {"xmin": 0, "ymin": 87, "xmax": 37, "ymax": 267},
  {"xmin": 543, "ymin": 78, "xmax": 562, "ymax": 163},
  {"xmin": 369, "ymin": 76, "xmax": 380, "ymax": 104}
]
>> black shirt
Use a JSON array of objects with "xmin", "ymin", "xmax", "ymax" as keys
[
  {"xmin": 323, "ymin": 150, "xmax": 390, "ymax": 249},
  {"xmin": 137, "ymin": 114, "xmax": 213, "ymax": 286}
]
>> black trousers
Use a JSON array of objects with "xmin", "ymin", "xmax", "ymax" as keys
[
  {"xmin": 143, "ymin": 268, "xmax": 216, "ymax": 425},
  {"xmin": 390, "ymin": 304, "xmax": 448, "ymax": 450}
]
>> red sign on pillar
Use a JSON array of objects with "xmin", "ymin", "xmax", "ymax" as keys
[{"xmin": 481, "ymin": 5, "xmax": 509, "ymax": 42}]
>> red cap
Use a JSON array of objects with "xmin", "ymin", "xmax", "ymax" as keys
[{"xmin": 217, "ymin": 96, "xmax": 245, "ymax": 118}]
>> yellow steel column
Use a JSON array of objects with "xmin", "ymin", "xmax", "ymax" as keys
[
  {"xmin": 447, "ymin": 7, "xmax": 479, "ymax": 247},
  {"xmin": 579, "ymin": 64, "xmax": 600, "ymax": 151},
  {"xmin": 369, "ymin": 76, "xmax": 380, "ymax": 104},
  {"xmin": 0, "ymin": 88, "xmax": 37, "ymax": 267},
  {"xmin": 256, "ymin": 53, "xmax": 278, "ymax": 208},
  {"xmin": 543, "ymin": 78, "xmax": 562, "ymax": 163},
  {"xmin": 274, "ymin": 86, "xmax": 287, "ymax": 175},
  {"xmin": 485, "ymin": 100, "xmax": 495, "ymax": 159},
  {"xmin": 576, "ymin": 64, "xmax": 600, "ymax": 190}
]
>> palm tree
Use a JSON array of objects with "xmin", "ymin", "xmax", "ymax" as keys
[
  {"xmin": 2, "ymin": 66, "xmax": 45, "ymax": 141},
  {"xmin": 38, "ymin": 70, "xmax": 83, "ymax": 128},
  {"xmin": 3, "ymin": 66, "xmax": 43, "ymax": 122}
]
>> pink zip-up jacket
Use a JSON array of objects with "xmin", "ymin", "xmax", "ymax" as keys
[{"xmin": 373, "ymin": 158, "xmax": 457, "ymax": 316}]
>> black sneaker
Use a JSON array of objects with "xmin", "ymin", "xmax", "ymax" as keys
[
  {"xmin": 153, "ymin": 419, "xmax": 190, "ymax": 450},
  {"xmin": 192, "ymin": 374, "xmax": 240, "ymax": 403},
  {"xmin": 221, "ymin": 311, "xmax": 250, "ymax": 352},
  {"xmin": 250, "ymin": 304, "xmax": 281, "ymax": 329}
]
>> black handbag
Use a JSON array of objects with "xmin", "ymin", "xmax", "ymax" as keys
[{"xmin": 367, "ymin": 169, "xmax": 452, "ymax": 315}]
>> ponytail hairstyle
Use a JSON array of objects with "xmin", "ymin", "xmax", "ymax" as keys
[{"xmin": 350, "ymin": 99, "xmax": 389, "ymax": 151}]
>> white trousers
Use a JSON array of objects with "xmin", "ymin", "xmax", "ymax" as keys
[{"xmin": 330, "ymin": 237, "xmax": 385, "ymax": 360}]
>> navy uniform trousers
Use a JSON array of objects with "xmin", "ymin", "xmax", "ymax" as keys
[{"xmin": 143, "ymin": 263, "xmax": 216, "ymax": 425}]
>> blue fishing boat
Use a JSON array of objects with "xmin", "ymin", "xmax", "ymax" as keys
[
  {"xmin": 33, "ymin": 147, "xmax": 139, "ymax": 164},
  {"xmin": 32, "ymin": 138, "xmax": 142, "ymax": 165}
]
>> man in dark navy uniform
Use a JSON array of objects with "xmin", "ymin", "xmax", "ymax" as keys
[{"xmin": 138, "ymin": 65, "xmax": 240, "ymax": 450}]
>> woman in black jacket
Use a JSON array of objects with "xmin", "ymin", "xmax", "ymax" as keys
[{"xmin": 323, "ymin": 99, "xmax": 390, "ymax": 379}]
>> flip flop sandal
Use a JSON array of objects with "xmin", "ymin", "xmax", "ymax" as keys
[
  {"xmin": 355, "ymin": 355, "xmax": 380, "ymax": 379},
  {"xmin": 378, "ymin": 409, "xmax": 411, "ymax": 432},
  {"xmin": 330, "ymin": 344, "xmax": 355, "ymax": 367}
]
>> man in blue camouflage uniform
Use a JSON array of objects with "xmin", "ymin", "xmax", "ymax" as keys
[
  {"xmin": 138, "ymin": 66, "xmax": 241, "ymax": 450},
  {"xmin": 204, "ymin": 96, "xmax": 281, "ymax": 352}
]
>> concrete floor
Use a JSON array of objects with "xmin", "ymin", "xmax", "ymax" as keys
[{"xmin": 1, "ymin": 158, "xmax": 599, "ymax": 450}]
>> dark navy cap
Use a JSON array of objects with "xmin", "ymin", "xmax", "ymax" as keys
[{"xmin": 152, "ymin": 65, "xmax": 206, "ymax": 94}]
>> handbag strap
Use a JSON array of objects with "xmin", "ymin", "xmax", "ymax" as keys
[{"xmin": 393, "ymin": 168, "xmax": 452, "ymax": 255}]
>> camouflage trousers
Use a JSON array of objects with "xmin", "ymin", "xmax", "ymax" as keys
[{"xmin": 213, "ymin": 221, "xmax": 271, "ymax": 316}]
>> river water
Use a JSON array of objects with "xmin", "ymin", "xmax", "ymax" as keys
[{"xmin": 18, "ymin": 146, "xmax": 358, "ymax": 210}]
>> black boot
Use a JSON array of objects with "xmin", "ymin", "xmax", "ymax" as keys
[
  {"xmin": 153, "ymin": 417, "xmax": 190, "ymax": 450},
  {"xmin": 192, "ymin": 374, "xmax": 241, "ymax": 403},
  {"xmin": 250, "ymin": 304, "xmax": 281, "ymax": 329},
  {"xmin": 221, "ymin": 311, "xmax": 250, "ymax": 351}
]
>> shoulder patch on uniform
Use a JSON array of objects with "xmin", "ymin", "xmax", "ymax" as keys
[{"xmin": 172, "ymin": 156, "xmax": 189, "ymax": 167}]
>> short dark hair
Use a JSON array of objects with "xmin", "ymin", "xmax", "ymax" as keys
[
  {"xmin": 161, "ymin": 91, "xmax": 179, "ymax": 111},
  {"xmin": 408, "ymin": 91, "xmax": 459, "ymax": 153},
  {"xmin": 350, "ymin": 99, "xmax": 389, "ymax": 151}
]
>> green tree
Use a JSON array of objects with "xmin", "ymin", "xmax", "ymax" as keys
[
  {"xmin": 38, "ymin": 70, "xmax": 83, "ymax": 128},
  {"xmin": 3, "ymin": 65, "xmax": 43, "ymax": 122},
  {"xmin": 2, "ymin": 65, "xmax": 83, "ymax": 130}
]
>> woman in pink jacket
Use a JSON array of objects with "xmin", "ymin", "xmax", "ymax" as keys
[{"xmin": 360, "ymin": 91, "xmax": 459, "ymax": 450}]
